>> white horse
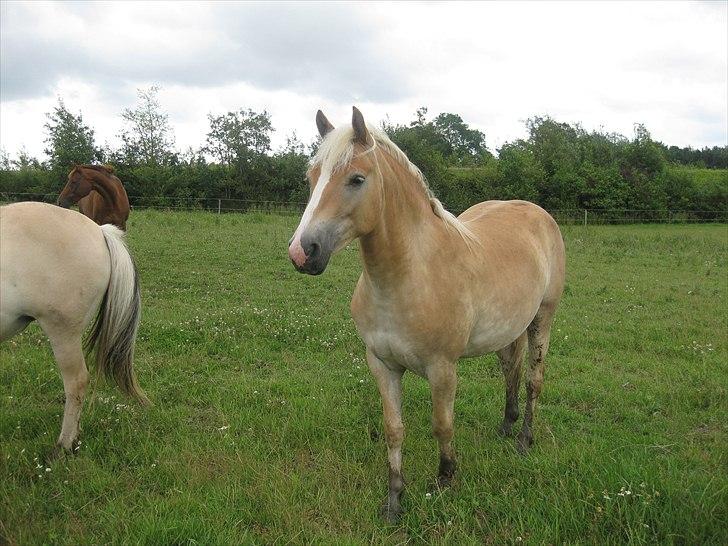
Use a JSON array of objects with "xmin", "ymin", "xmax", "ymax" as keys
[{"xmin": 0, "ymin": 202, "xmax": 147, "ymax": 458}]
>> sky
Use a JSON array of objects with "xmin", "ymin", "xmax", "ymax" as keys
[{"xmin": 1, "ymin": 0, "xmax": 726, "ymax": 161}]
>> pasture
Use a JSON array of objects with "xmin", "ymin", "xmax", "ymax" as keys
[{"xmin": 1, "ymin": 210, "xmax": 726, "ymax": 544}]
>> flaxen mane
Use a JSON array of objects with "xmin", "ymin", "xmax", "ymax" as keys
[{"xmin": 310, "ymin": 125, "xmax": 477, "ymax": 246}]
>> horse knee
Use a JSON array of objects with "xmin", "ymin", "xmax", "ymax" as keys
[
  {"xmin": 384, "ymin": 421, "xmax": 404, "ymax": 447},
  {"xmin": 432, "ymin": 420, "xmax": 454, "ymax": 444}
]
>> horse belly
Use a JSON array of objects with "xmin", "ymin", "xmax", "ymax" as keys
[{"xmin": 462, "ymin": 303, "xmax": 538, "ymax": 357}]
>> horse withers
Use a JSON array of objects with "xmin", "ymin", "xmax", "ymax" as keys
[
  {"xmin": 288, "ymin": 108, "xmax": 566, "ymax": 522},
  {"xmin": 0, "ymin": 202, "xmax": 147, "ymax": 459},
  {"xmin": 58, "ymin": 164, "xmax": 130, "ymax": 230}
]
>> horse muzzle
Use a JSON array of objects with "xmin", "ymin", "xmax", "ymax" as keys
[{"xmin": 288, "ymin": 226, "xmax": 336, "ymax": 276}]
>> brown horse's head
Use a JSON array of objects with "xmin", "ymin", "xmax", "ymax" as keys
[
  {"xmin": 57, "ymin": 166, "xmax": 94, "ymax": 208},
  {"xmin": 288, "ymin": 107, "xmax": 384, "ymax": 275}
]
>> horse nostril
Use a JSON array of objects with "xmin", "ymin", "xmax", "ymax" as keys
[{"xmin": 304, "ymin": 241, "xmax": 320, "ymax": 259}]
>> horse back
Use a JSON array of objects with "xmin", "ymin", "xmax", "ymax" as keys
[{"xmin": 459, "ymin": 200, "xmax": 565, "ymax": 302}]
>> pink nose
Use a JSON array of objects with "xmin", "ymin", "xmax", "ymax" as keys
[{"xmin": 288, "ymin": 237, "xmax": 308, "ymax": 267}]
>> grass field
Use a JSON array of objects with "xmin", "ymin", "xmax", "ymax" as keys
[{"xmin": 1, "ymin": 210, "xmax": 726, "ymax": 545}]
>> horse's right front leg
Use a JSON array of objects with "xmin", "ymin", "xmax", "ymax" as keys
[{"xmin": 366, "ymin": 348, "xmax": 405, "ymax": 524}]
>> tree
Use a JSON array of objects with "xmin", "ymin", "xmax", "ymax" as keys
[
  {"xmin": 496, "ymin": 141, "xmax": 543, "ymax": 202},
  {"xmin": 0, "ymin": 149, "xmax": 10, "ymax": 170},
  {"xmin": 204, "ymin": 108, "xmax": 273, "ymax": 166},
  {"xmin": 387, "ymin": 107, "xmax": 490, "ymax": 168},
  {"xmin": 432, "ymin": 113, "xmax": 489, "ymax": 165},
  {"xmin": 12, "ymin": 146, "xmax": 43, "ymax": 170},
  {"xmin": 272, "ymin": 132, "xmax": 310, "ymax": 202},
  {"xmin": 202, "ymin": 108, "xmax": 275, "ymax": 199},
  {"xmin": 119, "ymin": 86, "xmax": 176, "ymax": 165},
  {"xmin": 44, "ymin": 98, "xmax": 98, "ymax": 181}
]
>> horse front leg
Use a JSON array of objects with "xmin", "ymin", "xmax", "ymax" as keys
[
  {"xmin": 428, "ymin": 362, "xmax": 458, "ymax": 487},
  {"xmin": 366, "ymin": 348, "xmax": 405, "ymax": 523}
]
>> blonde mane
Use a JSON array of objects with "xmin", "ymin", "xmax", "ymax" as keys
[{"xmin": 310, "ymin": 125, "xmax": 477, "ymax": 246}]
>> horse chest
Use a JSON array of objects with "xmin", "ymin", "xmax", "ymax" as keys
[
  {"xmin": 363, "ymin": 327, "xmax": 430, "ymax": 376},
  {"xmin": 352, "ymin": 292, "xmax": 458, "ymax": 376}
]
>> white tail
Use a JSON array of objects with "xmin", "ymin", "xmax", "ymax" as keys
[{"xmin": 85, "ymin": 224, "xmax": 147, "ymax": 404}]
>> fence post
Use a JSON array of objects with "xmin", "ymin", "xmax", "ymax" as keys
[
  {"xmin": 583, "ymin": 209, "xmax": 587, "ymax": 226},
  {"xmin": 217, "ymin": 199, "xmax": 221, "ymax": 214}
]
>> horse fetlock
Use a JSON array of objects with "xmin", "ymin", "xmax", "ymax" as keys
[
  {"xmin": 388, "ymin": 467, "xmax": 405, "ymax": 492},
  {"xmin": 383, "ymin": 468, "xmax": 405, "ymax": 523},
  {"xmin": 437, "ymin": 454, "xmax": 457, "ymax": 486}
]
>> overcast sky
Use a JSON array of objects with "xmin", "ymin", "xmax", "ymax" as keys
[{"xmin": 1, "ymin": 0, "xmax": 726, "ymax": 160}]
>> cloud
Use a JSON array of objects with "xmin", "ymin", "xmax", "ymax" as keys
[
  {"xmin": 0, "ymin": 1, "xmax": 410, "ymax": 103},
  {"xmin": 1, "ymin": 1, "xmax": 725, "ymax": 158}
]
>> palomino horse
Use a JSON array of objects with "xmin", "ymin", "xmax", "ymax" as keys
[
  {"xmin": 58, "ymin": 164, "xmax": 131, "ymax": 230},
  {"xmin": 0, "ymin": 202, "xmax": 146, "ymax": 458},
  {"xmin": 289, "ymin": 108, "xmax": 565, "ymax": 522}
]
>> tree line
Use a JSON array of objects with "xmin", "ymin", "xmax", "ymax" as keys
[{"xmin": 1, "ymin": 87, "xmax": 725, "ymax": 217}]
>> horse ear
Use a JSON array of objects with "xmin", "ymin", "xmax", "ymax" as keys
[
  {"xmin": 316, "ymin": 110, "xmax": 334, "ymax": 138},
  {"xmin": 352, "ymin": 106, "xmax": 369, "ymax": 145}
]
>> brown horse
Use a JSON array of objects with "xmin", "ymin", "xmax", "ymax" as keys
[
  {"xmin": 57, "ymin": 165, "xmax": 130, "ymax": 230},
  {"xmin": 289, "ymin": 108, "xmax": 566, "ymax": 522}
]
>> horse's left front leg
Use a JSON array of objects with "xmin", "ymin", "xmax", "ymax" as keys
[{"xmin": 428, "ymin": 362, "xmax": 458, "ymax": 487}]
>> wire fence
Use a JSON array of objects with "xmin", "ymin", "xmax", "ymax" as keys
[{"xmin": 1, "ymin": 192, "xmax": 726, "ymax": 225}]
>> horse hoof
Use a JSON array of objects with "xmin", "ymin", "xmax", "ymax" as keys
[
  {"xmin": 44, "ymin": 444, "xmax": 67, "ymax": 464},
  {"xmin": 45, "ymin": 439, "xmax": 80, "ymax": 464},
  {"xmin": 380, "ymin": 502, "xmax": 403, "ymax": 524},
  {"xmin": 498, "ymin": 422, "xmax": 514, "ymax": 437},
  {"xmin": 437, "ymin": 474, "xmax": 454, "ymax": 488},
  {"xmin": 516, "ymin": 433, "xmax": 533, "ymax": 455}
]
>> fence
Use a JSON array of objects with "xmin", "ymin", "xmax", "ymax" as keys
[{"xmin": 1, "ymin": 192, "xmax": 726, "ymax": 224}]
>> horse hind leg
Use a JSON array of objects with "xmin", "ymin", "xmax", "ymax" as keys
[
  {"xmin": 42, "ymin": 321, "xmax": 90, "ymax": 460},
  {"xmin": 497, "ymin": 331, "xmax": 527, "ymax": 437},
  {"xmin": 517, "ymin": 304, "xmax": 556, "ymax": 454}
]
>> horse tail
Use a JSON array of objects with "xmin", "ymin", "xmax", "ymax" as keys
[{"xmin": 84, "ymin": 224, "xmax": 149, "ymax": 405}]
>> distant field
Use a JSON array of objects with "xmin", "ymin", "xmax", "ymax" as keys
[
  {"xmin": 1, "ymin": 211, "xmax": 726, "ymax": 544},
  {"xmin": 669, "ymin": 165, "xmax": 728, "ymax": 188}
]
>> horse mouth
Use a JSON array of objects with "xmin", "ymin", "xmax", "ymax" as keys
[{"xmin": 291, "ymin": 257, "xmax": 328, "ymax": 276}]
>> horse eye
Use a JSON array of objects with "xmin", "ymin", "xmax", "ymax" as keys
[{"xmin": 348, "ymin": 174, "xmax": 365, "ymax": 186}]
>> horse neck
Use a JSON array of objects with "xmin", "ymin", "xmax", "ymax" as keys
[
  {"xmin": 84, "ymin": 170, "xmax": 124, "ymax": 208},
  {"xmin": 358, "ymin": 151, "xmax": 454, "ymax": 286}
]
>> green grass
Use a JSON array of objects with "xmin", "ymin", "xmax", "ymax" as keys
[
  {"xmin": 1, "ymin": 211, "xmax": 726, "ymax": 545},
  {"xmin": 669, "ymin": 165, "xmax": 728, "ymax": 190}
]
